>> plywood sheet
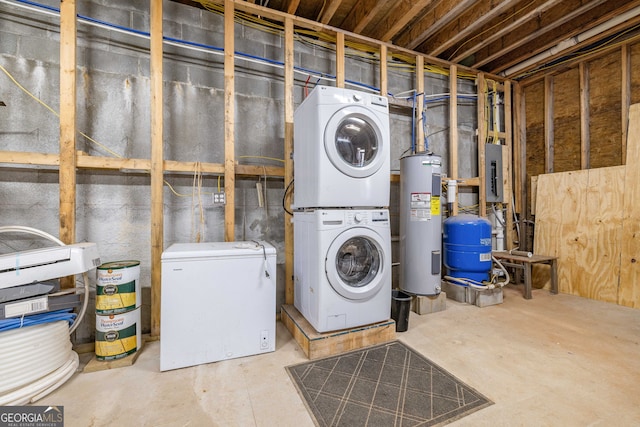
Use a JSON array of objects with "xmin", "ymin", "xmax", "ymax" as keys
[
  {"xmin": 578, "ymin": 167, "xmax": 624, "ymax": 303},
  {"xmin": 535, "ymin": 103, "xmax": 640, "ymax": 308},
  {"xmin": 534, "ymin": 170, "xmax": 588, "ymax": 293},
  {"xmin": 619, "ymin": 103, "xmax": 640, "ymax": 308}
]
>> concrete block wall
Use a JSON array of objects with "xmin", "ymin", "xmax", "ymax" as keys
[{"xmin": 0, "ymin": 0, "xmax": 478, "ymax": 342}]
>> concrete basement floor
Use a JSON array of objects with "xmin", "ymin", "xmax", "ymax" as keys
[{"xmin": 40, "ymin": 286, "xmax": 640, "ymax": 426}]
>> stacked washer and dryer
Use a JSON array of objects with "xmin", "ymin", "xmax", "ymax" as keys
[{"xmin": 292, "ymin": 85, "xmax": 392, "ymax": 333}]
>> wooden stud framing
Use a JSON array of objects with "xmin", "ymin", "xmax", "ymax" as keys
[
  {"xmin": 449, "ymin": 64, "xmax": 459, "ymax": 216},
  {"xmin": 59, "ymin": 0, "xmax": 77, "ymax": 253},
  {"xmin": 580, "ymin": 62, "xmax": 590, "ymax": 170},
  {"xmin": 477, "ymin": 73, "xmax": 487, "ymax": 216},
  {"xmin": 544, "ymin": 75, "xmax": 554, "ymax": 174},
  {"xmin": 622, "ymin": 44, "xmax": 631, "ymax": 165},
  {"xmin": 379, "ymin": 44, "xmax": 387, "ymax": 97},
  {"xmin": 5, "ymin": 0, "xmax": 517, "ymax": 330},
  {"xmin": 284, "ymin": 17, "xmax": 295, "ymax": 305},
  {"xmin": 336, "ymin": 32, "xmax": 345, "ymax": 88},
  {"xmin": 504, "ymin": 81, "xmax": 514, "ymax": 250},
  {"xmin": 416, "ymin": 55, "xmax": 425, "ymax": 153},
  {"xmin": 150, "ymin": 0, "xmax": 163, "ymax": 337},
  {"xmin": 224, "ymin": 0, "xmax": 236, "ymax": 242},
  {"xmin": 513, "ymin": 83, "xmax": 528, "ymax": 250}
]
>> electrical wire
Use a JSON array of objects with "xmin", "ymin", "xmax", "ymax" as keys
[{"xmin": 282, "ymin": 179, "xmax": 294, "ymax": 216}]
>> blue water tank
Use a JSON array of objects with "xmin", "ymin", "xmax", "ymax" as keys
[{"xmin": 443, "ymin": 214, "xmax": 492, "ymax": 283}]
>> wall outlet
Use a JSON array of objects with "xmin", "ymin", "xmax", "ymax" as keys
[{"xmin": 213, "ymin": 192, "xmax": 226, "ymax": 204}]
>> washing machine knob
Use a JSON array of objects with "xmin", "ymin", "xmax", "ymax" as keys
[
  {"xmin": 353, "ymin": 213, "xmax": 363, "ymax": 223},
  {"xmin": 353, "ymin": 94, "xmax": 362, "ymax": 102}
]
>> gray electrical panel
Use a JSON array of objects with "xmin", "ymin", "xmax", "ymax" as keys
[{"xmin": 485, "ymin": 143, "xmax": 504, "ymax": 203}]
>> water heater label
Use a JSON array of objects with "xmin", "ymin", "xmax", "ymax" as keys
[
  {"xmin": 410, "ymin": 192, "xmax": 430, "ymax": 207},
  {"xmin": 431, "ymin": 196, "xmax": 440, "ymax": 216},
  {"xmin": 410, "ymin": 209, "xmax": 431, "ymax": 221},
  {"xmin": 410, "ymin": 193, "xmax": 432, "ymax": 221}
]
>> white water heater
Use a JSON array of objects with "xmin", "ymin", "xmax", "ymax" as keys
[{"xmin": 399, "ymin": 153, "xmax": 443, "ymax": 295}]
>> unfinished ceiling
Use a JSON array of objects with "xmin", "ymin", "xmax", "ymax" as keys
[{"xmin": 178, "ymin": 0, "xmax": 640, "ymax": 80}]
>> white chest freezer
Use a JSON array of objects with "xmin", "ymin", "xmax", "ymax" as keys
[{"xmin": 160, "ymin": 241, "xmax": 276, "ymax": 371}]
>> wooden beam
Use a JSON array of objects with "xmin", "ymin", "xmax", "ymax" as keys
[
  {"xmin": 379, "ymin": 44, "xmax": 387, "ymax": 97},
  {"xmin": 59, "ymin": 0, "xmax": 77, "ymax": 251},
  {"xmin": 503, "ymin": 81, "xmax": 514, "ymax": 250},
  {"xmin": 284, "ymin": 17, "xmax": 295, "ymax": 306},
  {"xmin": 224, "ymin": 0, "xmax": 236, "ymax": 242},
  {"xmin": 622, "ymin": 44, "xmax": 631, "ymax": 165},
  {"xmin": 372, "ymin": 0, "xmax": 435, "ymax": 42},
  {"xmin": 427, "ymin": 0, "xmax": 522, "ymax": 57},
  {"xmin": 235, "ymin": 164, "xmax": 284, "ymax": 177},
  {"xmin": 519, "ymin": 30, "xmax": 640, "ymax": 87},
  {"xmin": 200, "ymin": 0, "xmax": 508, "ymax": 82},
  {"xmin": 286, "ymin": 0, "xmax": 300, "ymax": 15},
  {"xmin": 486, "ymin": 0, "xmax": 639, "ymax": 75},
  {"xmin": 319, "ymin": 0, "xmax": 343, "ymax": 25},
  {"xmin": 513, "ymin": 83, "xmax": 525, "ymax": 215},
  {"xmin": 580, "ymin": 62, "xmax": 590, "ymax": 170},
  {"xmin": 416, "ymin": 55, "xmax": 424, "ymax": 153},
  {"xmin": 474, "ymin": 0, "xmax": 609, "ymax": 69},
  {"xmin": 450, "ymin": 0, "xmax": 562, "ymax": 63},
  {"xmin": 150, "ymin": 0, "xmax": 163, "ymax": 338},
  {"xmin": 544, "ymin": 75, "xmax": 554, "ymax": 173},
  {"xmin": 0, "ymin": 151, "xmax": 59, "ymax": 166},
  {"xmin": 335, "ymin": 32, "xmax": 345, "ymax": 88},
  {"xmin": 458, "ymin": 177, "xmax": 480, "ymax": 187},
  {"xmin": 449, "ymin": 64, "xmax": 459, "ymax": 216},
  {"xmin": 0, "ymin": 152, "xmax": 288, "ymax": 177},
  {"xmin": 396, "ymin": 0, "xmax": 477, "ymax": 51},
  {"xmin": 477, "ymin": 73, "xmax": 487, "ymax": 216},
  {"xmin": 342, "ymin": 0, "xmax": 386, "ymax": 33}
]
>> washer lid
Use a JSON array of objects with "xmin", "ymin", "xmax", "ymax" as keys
[
  {"xmin": 324, "ymin": 105, "xmax": 386, "ymax": 178},
  {"xmin": 325, "ymin": 227, "xmax": 386, "ymax": 300}
]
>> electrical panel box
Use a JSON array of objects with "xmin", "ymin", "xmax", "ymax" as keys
[{"xmin": 485, "ymin": 143, "xmax": 504, "ymax": 203}]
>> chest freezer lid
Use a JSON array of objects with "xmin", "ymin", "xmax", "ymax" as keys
[{"xmin": 161, "ymin": 241, "xmax": 276, "ymax": 261}]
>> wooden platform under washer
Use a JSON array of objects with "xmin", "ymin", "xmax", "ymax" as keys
[{"xmin": 281, "ymin": 304, "xmax": 396, "ymax": 360}]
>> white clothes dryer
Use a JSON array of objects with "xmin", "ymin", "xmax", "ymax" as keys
[
  {"xmin": 294, "ymin": 209, "xmax": 392, "ymax": 333},
  {"xmin": 293, "ymin": 85, "xmax": 390, "ymax": 209}
]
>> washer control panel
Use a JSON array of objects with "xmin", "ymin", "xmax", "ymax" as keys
[{"xmin": 345, "ymin": 210, "xmax": 389, "ymax": 226}]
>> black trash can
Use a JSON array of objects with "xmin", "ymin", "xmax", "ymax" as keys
[{"xmin": 391, "ymin": 290, "xmax": 412, "ymax": 332}]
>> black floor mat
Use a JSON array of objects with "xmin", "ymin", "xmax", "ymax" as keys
[{"xmin": 286, "ymin": 341, "xmax": 492, "ymax": 427}]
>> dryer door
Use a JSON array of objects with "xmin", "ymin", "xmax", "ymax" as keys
[
  {"xmin": 324, "ymin": 105, "xmax": 386, "ymax": 178},
  {"xmin": 325, "ymin": 227, "xmax": 386, "ymax": 300}
]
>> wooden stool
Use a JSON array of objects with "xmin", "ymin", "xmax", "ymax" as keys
[{"xmin": 492, "ymin": 252, "xmax": 558, "ymax": 299}]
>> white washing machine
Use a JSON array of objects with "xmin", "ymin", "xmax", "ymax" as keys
[
  {"xmin": 294, "ymin": 209, "xmax": 392, "ymax": 333},
  {"xmin": 293, "ymin": 85, "xmax": 390, "ymax": 209}
]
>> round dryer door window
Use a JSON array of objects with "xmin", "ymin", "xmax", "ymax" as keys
[
  {"xmin": 324, "ymin": 106, "xmax": 386, "ymax": 178},
  {"xmin": 325, "ymin": 227, "xmax": 386, "ymax": 300}
]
